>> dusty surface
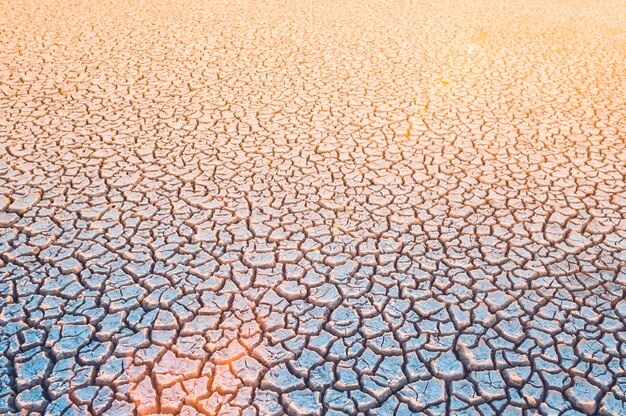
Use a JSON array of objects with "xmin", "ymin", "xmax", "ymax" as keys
[{"xmin": 1, "ymin": 0, "xmax": 626, "ymax": 415}]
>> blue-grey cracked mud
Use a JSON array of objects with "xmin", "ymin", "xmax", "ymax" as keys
[{"xmin": 1, "ymin": 0, "xmax": 626, "ymax": 415}]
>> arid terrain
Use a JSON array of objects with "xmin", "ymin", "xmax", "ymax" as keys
[{"xmin": 1, "ymin": 0, "xmax": 626, "ymax": 415}]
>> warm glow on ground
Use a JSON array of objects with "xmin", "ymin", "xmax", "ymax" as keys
[{"xmin": 1, "ymin": 0, "xmax": 626, "ymax": 415}]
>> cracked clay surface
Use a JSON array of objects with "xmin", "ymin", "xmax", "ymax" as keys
[{"xmin": 1, "ymin": 0, "xmax": 626, "ymax": 415}]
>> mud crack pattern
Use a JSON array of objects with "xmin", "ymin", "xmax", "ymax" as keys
[{"xmin": 1, "ymin": 1, "xmax": 626, "ymax": 415}]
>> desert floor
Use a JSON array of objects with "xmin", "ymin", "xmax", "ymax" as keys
[{"xmin": 1, "ymin": 1, "xmax": 626, "ymax": 415}]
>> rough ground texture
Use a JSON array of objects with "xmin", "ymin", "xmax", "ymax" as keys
[{"xmin": 1, "ymin": 0, "xmax": 626, "ymax": 415}]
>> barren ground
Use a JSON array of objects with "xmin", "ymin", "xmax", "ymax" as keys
[{"xmin": 1, "ymin": 1, "xmax": 626, "ymax": 415}]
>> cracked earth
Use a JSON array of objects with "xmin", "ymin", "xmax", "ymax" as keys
[{"xmin": 1, "ymin": 0, "xmax": 626, "ymax": 415}]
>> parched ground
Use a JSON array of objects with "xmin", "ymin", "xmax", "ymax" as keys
[{"xmin": 1, "ymin": 0, "xmax": 626, "ymax": 415}]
